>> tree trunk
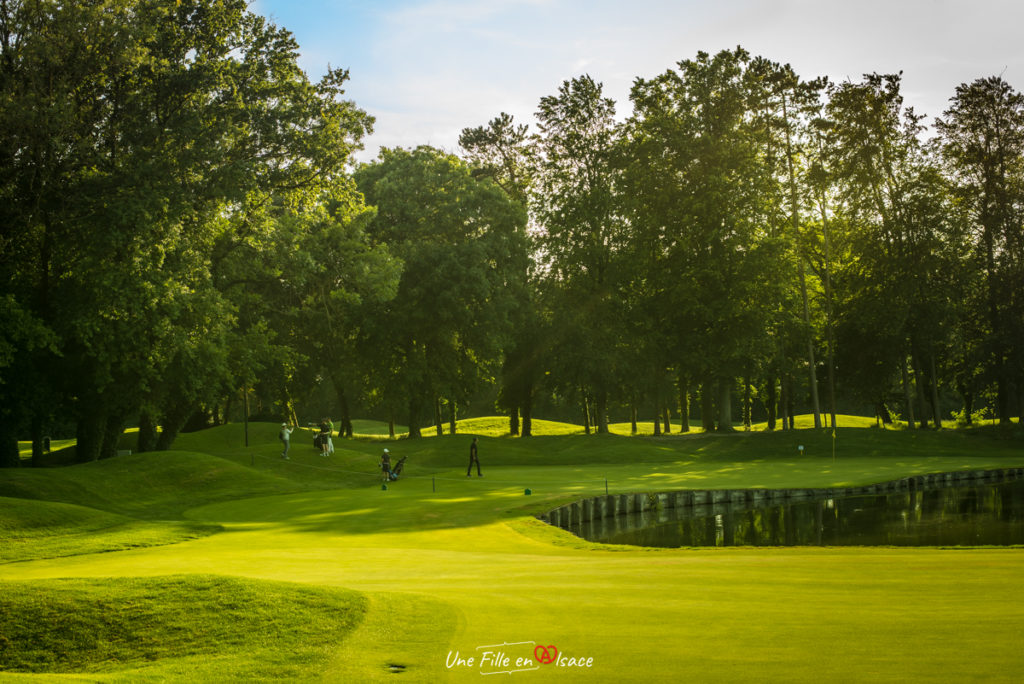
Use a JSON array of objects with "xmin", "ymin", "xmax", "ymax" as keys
[
  {"xmin": 653, "ymin": 394, "xmax": 661, "ymax": 436},
  {"xmin": 449, "ymin": 400, "xmax": 457, "ymax": 435},
  {"xmin": 785, "ymin": 91, "xmax": 821, "ymax": 430},
  {"xmin": 743, "ymin": 374, "xmax": 752, "ymax": 431},
  {"xmin": 766, "ymin": 375, "xmax": 777, "ymax": 431},
  {"xmin": 912, "ymin": 354, "xmax": 929, "ymax": 429},
  {"xmin": 101, "ymin": 413, "xmax": 124, "ymax": 459},
  {"xmin": 678, "ymin": 374, "xmax": 690, "ymax": 433},
  {"xmin": 630, "ymin": 405, "xmax": 638, "ymax": 435},
  {"xmin": 662, "ymin": 407, "xmax": 671, "ymax": 434},
  {"xmin": 700, "ymin": 380, "xmax": 715, "ymax": 432},
  {"xmin": 434, "ymin": 397, "xmax": 443, "ymax": 437},
  {"xmin": 779, "ymin": 372, "xmax": 789, "ymax": 431},
  {"xmin": 596, "ymin": 389, "xmax": 608, "ymax": 434},
  {"xmin": 784, "ymin": 375, "xmax": 795, "ymax": 429},
  {"xmin": 0, "ymin": 421, "xmax": 19, "ymax": 468},
  {"xmin": 798, "ymin": 272, "xmax": 822, "ymax": 430},
  {"xmin": 959, "ymin": 384, "xmax": 974, "ymax": 425},
  {"xmin": 156, "ymin": 399, "xmax": 192, "ymax": 451},
  {"xmin": 582, "ymin": 391, "xmax": 591, "ymax": 435},
  {"xmin": 333, "ymin": 381, "xmax": 353, "ymax": 438},
  {"xmin": 818, "ymin": 182, "xmax": 838, "ymax": 431},
  {"xmin": 31, "ymin": 414, "xmax": 44, "ymax": 466},
  {"xmin": 509, "ymin": 407, "xmax": 520, "ymax": 436},
  {"xmin": 76, "ymin": 396, "xmax": 106, "ymax": 463},
  {"xmin": 929, "ymin": 354, "xmax": 942, "ymax": 429},
  {"xmin": 901, "ymin": 356, "xmax": 916, "ymax": 429},
  {"xmin": 717, "ymin": 378, "xmax": 733, "ymax": 432},
  {"xmin": 521, "ymin": 392, "xmax": 533, "ymax": 437},
  {"xmin": 408, "ymin": 396, "xmax": 422, "ymax": 439},
  {"xmin": 388, "ymin": 415, "xmax": 396, "ymax": 439},
  {"xmin": 826, "ymin": 346, "xmax": 838, "ymax": 430},
  {"xmin": 137, "ymin": 410, "xmax": 158, "ymax": 453}
]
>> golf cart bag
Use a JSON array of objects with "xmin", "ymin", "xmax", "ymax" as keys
[{"xmin": 388, "ymin": 456, "xmax": 407, "ymax": 481}]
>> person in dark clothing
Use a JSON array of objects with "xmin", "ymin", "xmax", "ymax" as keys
[
  {"xmin": 318, "ymin": 422, "xmax": 331, "ymax": 457},
  {"xmin": 467, "ymin": 437, "xmax": 482, "ymax": 477},
  {"xmin": 380, "ymin": 448, "xmax": 392, "ymax": 481}
]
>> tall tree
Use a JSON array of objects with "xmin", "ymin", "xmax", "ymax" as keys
[
  {"xmin": 355, "ymin": 146, "xmax": 528, "ymax": 437},
  {"xmin": 937, "ymin": 77, "xmax": 1024, "ymax": 425},
  {"xmin": 460, "ymin": 112, "xmax": 542, "ymax": 435},
  {"xmin": 532, "ymin": 75, "xmax": 626, "ymax": 434},
  {"xmin": 826, "ymin": 73, "xmax": 955, "ymax": 426},
  {"xmin": 626, "ymin": 48, "xmax": 779, "ymax": 431},
  {"xmin": 0, "ymin": 0, "xmax": 373, "ymax": 461}
]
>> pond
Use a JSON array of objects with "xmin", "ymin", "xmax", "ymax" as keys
[{"xmin": 566, "ymin": 475, "xmax": 1024, "ymax": 548}]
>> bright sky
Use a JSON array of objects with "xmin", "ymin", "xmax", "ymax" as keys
[{"xmin": 252, "ymin": 0, "xmax": 1024, "ymax": 162}]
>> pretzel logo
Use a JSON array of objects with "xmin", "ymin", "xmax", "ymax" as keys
[{"xmin": 534, "ymin": 644, "xmax": 558, "ymax": 664}]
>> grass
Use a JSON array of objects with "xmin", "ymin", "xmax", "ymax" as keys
[
  {"xmin": 0, "ymin": 497, "xmax": 219, "ymax": 563},
  {"xmin": 2, "ymin": 416, "xmax": 1023, "ymax": 681},
  {"xmin": 0, "ymin": 575, "xmax": 368, "ymax": 680}
]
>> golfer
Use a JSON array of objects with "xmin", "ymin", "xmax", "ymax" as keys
[
  {"xmin": 380, "ymin": 448, "xmax": 392, "ymax": 481},
  {"xmin": 467, "ymin": 437, "xmax": 482, "ymax": 477},
  {"xmin": 319, "ymin": 422, "xmax": 331, "ymax": 458},
  {"xmin": 279, "ymin": 423, "xmax": 294, "ymax": 459}
]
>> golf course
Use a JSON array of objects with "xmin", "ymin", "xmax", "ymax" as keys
[{"xmin": 2, "ymin": 418, "xmax": 1023, "ymax": 682}]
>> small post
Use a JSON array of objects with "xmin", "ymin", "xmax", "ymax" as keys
[
  {"xmin": 243, "ymin": 383, "xmax": 249, "ymax": 448},
  {"xmin": 432, "ymin": 476, "xmax": 436, "ymax": 493},
  {"xmin": 605, "ymin": 478, "xmax": 608, "ymax": 495}
]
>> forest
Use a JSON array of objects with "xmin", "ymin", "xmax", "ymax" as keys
[{"xmin": 2, "ymin": 0, "xmax": 1022, "ymax": 465}]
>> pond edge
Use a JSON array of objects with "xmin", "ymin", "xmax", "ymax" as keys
[{"xmin": 537, "ymin": 467, "xmax": 1024, "ymax": 529}]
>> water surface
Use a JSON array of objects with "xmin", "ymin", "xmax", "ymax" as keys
[{"xmin": 569, "ymin": 478, "xmax": 1024, "ymax": 547}]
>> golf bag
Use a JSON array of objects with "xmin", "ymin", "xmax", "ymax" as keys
[{"xmin": 387, "ymin": 456, "xmax": 407, "ymax": 481}]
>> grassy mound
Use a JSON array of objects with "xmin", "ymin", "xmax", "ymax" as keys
[
  {"xmin": 0, "ymin": 575, "xmax": 368, "ymax": 679},
  {"xmin": 0, "ymin": 497, "xmax": 219, "ymax": 563},
  {"xmin": 0, "ymin": 450, "xmax": 302, "ymax": 518}
]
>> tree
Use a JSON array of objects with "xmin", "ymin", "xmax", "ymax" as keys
[
  {"xmin": 826, "ymin": 73, "xmax": 957, "ymax": 427},
  {"xmin": 459, "ymin": 112, "xmax": 533, "ymax": 206},
  {"xmin": 532, "ymin": 75, "xmax": 627, "ymax": 434},
  {"xmin": 625, "ymin": 48, "xmax": 779, "ymax": 432},
  {"xmin": 271, "ymin": 188, "xmax": 400, "ymax": 438},
  {"xmin": 0, "ymin": 0, "xmax": 374, "ymax": 461},
  {"xmin": 937, "ymin": 77, "xmax": 1024, "ymax": 425},
  {"xmin": 355, "ymin": 146, "xmax": 528, "ymax": 437},
  {"xmin": 460, "ymin": 112, "xmax": 543, "ymax": 436}
]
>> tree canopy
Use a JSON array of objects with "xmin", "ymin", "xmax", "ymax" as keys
[{"xmin": 3, "ymin": 7, "xmax": 1023, "ymax": 464}]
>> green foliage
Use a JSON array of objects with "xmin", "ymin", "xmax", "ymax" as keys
[
  {"xmin": 0, "ymin": 0, "xmax": 374, "ymax": 459},
  {"xmin": 459, "ymin": 111, "xmax": 533, "ymax": 205},
  {"xmin": 532, "ymin": 75, "xmax": 626, "ymax": 431},
  {"xmin": 937, "ymin": 76, "xmax": 1024, "ymax": 424},
  {"xmin": 355, "ymin": 146, "xmax": 529, "ymax": 435}
]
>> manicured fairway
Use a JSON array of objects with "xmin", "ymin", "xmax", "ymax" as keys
[{"xmin": 3, "ymin": 420, "xmax": 1023, "ymax": 682}]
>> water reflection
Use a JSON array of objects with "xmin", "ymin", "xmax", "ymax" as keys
[{"xmin": 569, "ymin": 478, "xmax": 1024, "ymax": 547}]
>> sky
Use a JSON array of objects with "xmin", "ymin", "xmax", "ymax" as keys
[{"xmin": 251, "ymin": 0, "xmax": 1024, "ymax": 162}]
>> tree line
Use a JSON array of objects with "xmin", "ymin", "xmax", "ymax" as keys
[{"xmin": 1, "ymin": 3, "xmax": 1021, "ymax": 466}]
